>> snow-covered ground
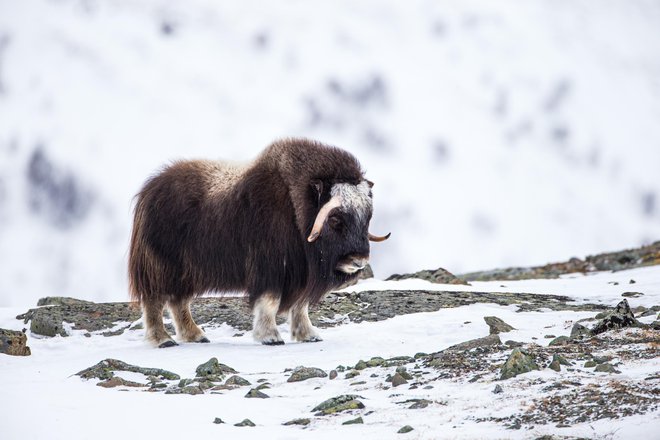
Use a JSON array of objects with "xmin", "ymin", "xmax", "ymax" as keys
[
  {"xmin": 1, "ymin": 0, "xmax": 660, "ymax": 307},
  {"xmin": 1, "ymin": 266, "xmax": 658, "ymax": 439}
]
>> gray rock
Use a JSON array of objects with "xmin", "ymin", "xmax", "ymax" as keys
[
  {"xmin": 594, "ymin": 363, "xmax": 620, "ymax": 374},
  {"xmin": 225, "ymin": 375, "xmax": 251, "ymax": 386},
  {"xmin": 492, "ymin": 384, "xmax": 503, "ymax": 394},
  {"xmin": 445, "ymin": 334, "xmax": 502, "ymax": 352},
  {"xmin": 408, "ymin": 399, "xmax": 431, "ymax": 409},
  {"xmin": 500, "ymin": 348, "xmax": 539, "ymax": 380},
  {"xmin": 287, "ymin": 366, "xmax": 327, "ymax": 382},
  {"xmin": 345, "ymin": 370, "xmax": 360, "ymax": 379},
  {"xmin": 548, "ymin": 336, "xmax": 571, "ymax": 346},
  {"xmin": 395, "ymin": 366, "xmax": 413, "ymax": 380},
  {"xmin": 391, "ymin": 373, "xmax": 408, "ymax": 387},
  {"xmin": 387, "ymin": 267, "xmax": 469, "ymax": 285},
  {"xmin": 484, "ymin": 316, "xmax": 515, "ymax": 334},
  {"xmin": 76, "ymin": 358, "xmax": 180, "ymax": 381},
  {"xmin": 548, "ymin": 360, "xmax": 561, "ymax": 372},
  {"xmin": 398, "ymin": 425, "xmax": 414, "ymax": 434},
  {"xmin": 245, "ymin": 388, "xmax": 269, "ymax": 398},
  {"xmin": 584, "ymin": 360, "xmax": 597, "ymax": 368},
  {"xmin": 329, "ymin": 370, "xmax": 338, "ymax": 380},
  {"xmin": 621, "ymin": 292, "xmax": 644, "ymax": 298},
  {"xmin": 591, "ymin": 299, "xmax": 642, "ymax": 335},
  {"xmin": 342, "ymin": 417, "xmax": 364, "ymax": 425},
  {"xmin": 212, "ymin": 418, "xmax": 225, "ymax": 424},
  {"xmin": 283, "ymin": 418, "xmax": 310, "ymax": 426},
  {"xmin": 195, "ymin": 357, "xmax": 237, "ymax": 378},
  {"xmin": 97, "ymin": 377, "xmax": 146, "ymax": 388},
  {"xmin": 37, "ymin": 297, "xmax": 94, "ymax": 306},
  {"xmin": 570, "ymin": 323, "xmax": 591, "ymax": 338},
  {"xmin": 312, "ymin": 395, "xmax": 364, "ymax": 414},
  {"xmin": 234, "ymin": 419, "xmax": 255, "ymax": 427},
  {"xmin": 0, "ymin": 328, "xmax": 31, "ymax": 356}
]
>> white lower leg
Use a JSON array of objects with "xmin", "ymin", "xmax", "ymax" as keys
[
  {"xmin": 290, "ymin": 302, "xmax": 322, "ymax": 342},
  {"xmin": 252, "ymin": 294, "xmax": 283, "ymax": 345}
]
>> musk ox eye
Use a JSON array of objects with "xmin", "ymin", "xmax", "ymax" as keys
[{"xmin": 328, "ymin": 214, "xmax": 343, "ymax": 231}]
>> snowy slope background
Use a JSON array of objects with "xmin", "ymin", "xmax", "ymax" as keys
[{"xmin": 1, "ymin": 0, "xmax": 660, "ymax": 307}]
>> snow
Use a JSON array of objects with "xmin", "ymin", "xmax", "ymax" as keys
[
  {"xmin": 1, "ymin": 266, "xmax": 658, "ymax": 439},
  {"xmin": 1, "ymin": 0, "xmax": 660, "ymax": 306}
]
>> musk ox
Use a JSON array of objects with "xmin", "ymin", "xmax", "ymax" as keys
[{"xmin": 128, "ymin": 138, "xmax": 389, "ymax": 348}]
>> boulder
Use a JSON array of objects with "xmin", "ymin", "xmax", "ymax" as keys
[{"xmin": 0, "ymin": 328, "xmax": 31, "ymax": 356}]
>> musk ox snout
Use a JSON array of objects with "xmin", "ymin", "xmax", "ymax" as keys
[{"xmin": 337, "ymin": 254, "xmax": 370, "ymax": 274}]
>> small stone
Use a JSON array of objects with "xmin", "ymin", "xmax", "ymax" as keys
[
  {"xmin": 621, "ymin": 292, "xmax": 644, "ymax": 298},
  {"xmin": 195, "ymin": 357, "xmax": 237, "ymax": 378},
  {"xmin": 629, "ymin": 279, "xmax": 636, "ymax": 284},
  {"xmin": 395, "ymin": 366, "xmax": 413, "ymax": 380},
  {"xmin": 367, "ymin": 357, "xmax": 385, "ymax": 367},
  {"xmin": 408, "ymin": 399, "xmax": 431, "ymax": 409},
  {"xmin": 548, "ymin": 360, "xmax": 561, "ymax": 372},
  {"xmin": 345, "ymin": 370, "xmax": 360, "ymax": 379},
  {"xmin": 354, "ymin": 360, "xmax": 367, "ymax": 370},
  {"xmin": 492, "ymin": 384, "xmax": 503, "ymax": 394},
  {"xmin": 398, "ymin": 425, "xmax": 414, "ymax": 434},
  {"xmin": 213, "ymin": 418, "xmax": 225, "ymax": 424},
  {"xmin": 181, "ymin": 385, "xmax": 204, "ymax": 395},
  {"xmin": 245, "ymin": 388, "xmax": 269, "ymax": 398},
  {"xmin": 312, "ymin": 395, "xmax": 365, "ymax": 415},
  {"xmin": 549, "ymin": 336, "xmax": 571, "ymax": 346},
  {"xmin": 342, "ymin": 417, "xmax": 364, "ymax": 425},
  {"xmin": 350, "ymin": 381, "xmax": 367, "ymax": 386},
  {"xmin": 484, "ymin": 316, "xmax": 515, "ymax": 334},
  {"xmin": 500, "ymin": 348, "xmax": 539, "ymax": 380},
  {"xmin": 445, "ymin": 334, "xmax": 502, "ymax": 352},
  {"xmin": 178, "ymin": 378, "xmax": 195, "ymax": 388},
  {"xmin": 505, "ymin": 340, "xmax": 524, "ymax": 348},
  {"xmin": 287, "ymin": 366, "xmax": 327, "ymax": 382},
  {"xmin": 329, "ymin": 370, "xmax": 338, "ymax": 380},
  {"xmin": 570, "ymin": 323, "xmax": 591, "ymax": 339},
  {"xmin": 97, "ymin": 377, "xmax": 146, "ymax": 388},
  {"xmin": 594, "ymin": 363, "xmax": 620, "ymax": 374},
  {"xmin": 552, "ymin": 353, "xmax": 571, "ymax": 366},
  {"xmin": 234, "ymin": 419, "xmax": 256, "ymax": 427},
  {"xmin": 225, "ymin": 375, "xmax": 251, "ymax": 387},
  {"xmin": 255, "ymin": 382, "xmax": 271, "ymax": 390},
  {"xmin": 391, "ymin": 373, "xmax": 408, "ymax": 387},
  {"xmin": 584, "ymin": 361, "xmax": 597, "ymax": 368},
  {"xmin": 544, "ymin": 334, "xmax": 556, "ymax": 339},
  {"xmin": 0, "ymin": 328, "xmax": 31, "ymax": 356},
  {"xmin": 283, "ymin": 418, "xmax": 310, "ymax": 426}
]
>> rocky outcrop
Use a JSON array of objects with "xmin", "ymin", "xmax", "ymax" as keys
[
  {"xmin": 16, "ymin": 289, "xmax": 609, "ymax": 338},
  {"xmin": 461, "ymin": 241, "xmax": 660, "ymax": 281},
  {"xmin": 386, "ymin": 267, "xmax": 469, "ymax": 285}
]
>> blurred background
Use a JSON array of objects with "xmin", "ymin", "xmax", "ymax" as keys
[{"xmin": 0, "ymin": 0, "xmax": 659, "ymax": 307}]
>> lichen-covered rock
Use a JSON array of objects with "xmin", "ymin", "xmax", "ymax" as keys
[
  {"xmin": 594, "ymin": 363, "xmax": 620, "ymax": 374},
  {"xmin": 0, "ymin": 328, "xmax": 31, "ymax": 356},
  {"xmin": 234, "ymin": 419, "xmax": 255, "ymax": 427},
  {"xmin": 76, "ymin": 359, "xmax": 180, "ymax": 381},
  {"xmin": 570, "ymin": 323, "xmax": 591, "ymax": 338},
  {"xmin": 444, "ymin": 334, "xmax": 501, "ymax": 352},
  {"xmin": 398, "ymin": 425, "xmax": 414, "ymax": 434},
  {"xmin": 212, "ymin": 418, "xmax": 225, "ymax": 424},
  {"xmin": 195, "ymin": 357, "xmax": 237, "ymax": 378},
  {"xmin": 387, "ymin": 267, "xmax": 469, "ymax": 285},
  {"xmin": 390, "ymin": 373, "xmax": 408, "ymax": 387},
  {"xmin": 548, "ymin": 336, "xmax": 571, "ymax": 346},
  {"xmin": 591, "ymin": 299, "xmax": 642, "ymax": 335},
  {"xmin": 329, "ymin": 370, "xmax": 338, "ymax": 380},
  {"xmin": 225, "ymin": 375, "xmax": 251, "ymax": 386},
  {"xmin": 37, "ymin": 297, "xmax": 94, "ymax": 307},
  {"xmin": 245, "ymin": 388, "xmax": 269, "ymax": 398},
  {"xmin": 312, "ymin": 395, "xmax": 364, "ymax": 415},
  {"xmin": 283, "ymin": 418, "xmax": 310, "ymax": 426},
  {"xmin": 97, "ymin": 377, "xmax": 146, "ymax": 388},
  {"xmin": 287, "ymin": 366, "xmax": 327, "ymax": 382},
  {"xmin": 500, "ymin": 348, "xmax": 539, "ymax": 380},
  {"xmin": 484, "ymin": 316, "xmax": 515, "ymax": 334},
  {"xmin": 342, "ymin": 416, "xmax": 364, "ymax": 425}
]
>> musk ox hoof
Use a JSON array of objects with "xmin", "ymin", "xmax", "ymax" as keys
[
  {"xmin": 196, "ymin": 336, "xmax": 210, "ymax": 343},
  {"xmin": 262, "ymin": 340, "xmax": 285, "ymax": 346},
  {"xmin": 301, "ymin": 336, "xmax": 323, "ymax": 343},
  {"xmin": 158, "ymin": 340, "xmax": 179, "ymax": 348}
]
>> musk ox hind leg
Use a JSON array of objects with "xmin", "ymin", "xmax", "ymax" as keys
[
  {"xmin": 143, "ymin": 298, "xmax": 178, "ymax": 348},
  {"xmin": 252, "ymin": 293, "xmax": 284, "ymax": 345},
  {"xmin": 168, "ymin": 299, "xmax": 209, "ymax": 343},
  {"xmin": 289, "ymin": 301, "xmax": 322, "ymax": 343}
]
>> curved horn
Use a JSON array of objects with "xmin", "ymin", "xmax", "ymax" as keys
[
  {"xmin": 368, "ymin": 232, "xmax": 391, "ymax": 242},
  {"xmin": 307, "ymin": 196, "xmax": 342, "ymax": 242}
]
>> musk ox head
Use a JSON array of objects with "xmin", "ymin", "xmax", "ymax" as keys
[{"xmin": 307, "ymin": 179, "xmax": 390, "ymax": 277}]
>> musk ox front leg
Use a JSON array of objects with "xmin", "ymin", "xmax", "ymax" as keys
[
  {"xmin": 168, "ymin": 299, "xmax": 209, "ymax": 343},
  {"xmin": 143, "ymin": 298, "xmax": 178, "ymax": 348},
  {"xmin": 252, "ymin": 293, "xmax": 284, "ymax": 345},
  {"xmin": 290, "ymin": 301, "xmax": 322, "ymax": 343}
]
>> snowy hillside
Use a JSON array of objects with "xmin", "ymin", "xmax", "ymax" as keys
[
  {"xmin": 1, "ymin": 262, "xmax": 659, "ymax": 439},
  {"xmin": 1, "ymin": 0, "xmax": 660, "ymax": 306}
]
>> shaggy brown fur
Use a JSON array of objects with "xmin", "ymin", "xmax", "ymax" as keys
[{"xmin": 129, "ymin": 138, "xmax": 381, "ymax": 347}]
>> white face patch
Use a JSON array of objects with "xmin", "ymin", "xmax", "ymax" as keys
[{"xmin": 330, "ymin": 181, "xmax": 372, "ymax": 220}]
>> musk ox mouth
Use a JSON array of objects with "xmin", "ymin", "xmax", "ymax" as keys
[{"xmin": 336, "ymin": 255, "xmax": 369, "ymax": 274}]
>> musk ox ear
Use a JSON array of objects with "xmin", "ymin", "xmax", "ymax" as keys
[{"xmin": 366, "ymin": 179, "xmax": 374, "ymax": 188}]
